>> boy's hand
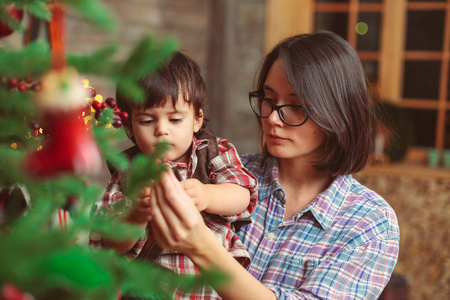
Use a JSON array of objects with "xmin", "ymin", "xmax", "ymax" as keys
[
  {"xmin": 125, "ymin": 186, "xmax": 152, "ymax": 225},
  {"xmin": 180, "ymin": 179, "xmax": 210, "ymax": 211}
]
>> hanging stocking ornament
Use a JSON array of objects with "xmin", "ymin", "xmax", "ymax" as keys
[
  {"xmin": 23, "ymin": 3, "xmax": 101, "ymax": 178},
  {"xmin": 0, "ymin": 4, "xmax": 24, "ymax": 38}
]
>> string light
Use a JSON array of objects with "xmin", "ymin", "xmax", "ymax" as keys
[{"xmin": 355, "ymin": 22, "xmax": 369, "ymax": 35}]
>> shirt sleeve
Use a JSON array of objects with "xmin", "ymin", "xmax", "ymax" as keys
[
  {"xmin": 208, "ymin": 137, "xmax": 258, "ymax": 222},
  {"xmin": 88, "ymin": 171, "xmax": 147, "ymax": 260}
]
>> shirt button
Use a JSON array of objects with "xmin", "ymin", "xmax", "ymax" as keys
[
  {"xmin": 267, "ymin": 232, "xmax": 276, "ymax": 241},
  {"xmin": 274, "ymin": 190, "xmax": 284, "ymax": 200}
]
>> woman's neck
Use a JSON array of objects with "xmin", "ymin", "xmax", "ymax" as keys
[{"xmin": 277, "ymin": 157, "xmax": 333, "ymax": 220}]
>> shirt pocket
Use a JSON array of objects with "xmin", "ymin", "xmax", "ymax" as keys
[{"xmin": 265, "ymin": 255, "xmax": 322, "ymax": 289}]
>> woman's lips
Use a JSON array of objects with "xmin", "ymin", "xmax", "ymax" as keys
[{"xmin": 267, "ymin": 134, "xmax": 287, "ymax": 143}]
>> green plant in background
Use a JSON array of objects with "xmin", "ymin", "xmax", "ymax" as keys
[{"xmin": 373, "ymin": 100, "xmax": 414, "ymax": 163}]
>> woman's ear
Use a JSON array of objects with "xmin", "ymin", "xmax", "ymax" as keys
[{"xmin": 194, "ymin": 109, "xmax": 204, "ymax": 133}]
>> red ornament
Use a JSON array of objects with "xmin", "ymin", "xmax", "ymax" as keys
[
  {"xmin": 101, "ymin": 102, "xmax": 107, "ymax": 110},
  {"xmin": 23, "ymin": 108, "xmax": 102, "ymax": 178},
  {"xmin": 1, "ymin": 283, "xmax": 34, "ymax": 300},
  {"xmin": 9, "ymin": 78, "xmax": 18, "ymax": 88},
  {"xmin": 86, "ymin": 87, "xmax": 96, "ymax": 98},
  {"xmin": 112, "ymin": 119, "xmax": 122, "ymax": 128},
  {"xmin": 120, "ymin": 111, "xmax": 129, "ymax": 120},
  {"xmin": 91, "ymin": 100, "xmax": 102, "ymax": 111},
  {"xmin": 18, "ymin": 83, "xmax": 26, "ymax": 91},
  {"xmin": 94, "ymin": 110, "xmax": 103, "ymax": 120},
  {"xmin": 105, "ymin": 97, "xmax": 117, "ymax": 108},
  {"xmin": 113, "ymin": 107, "xmax": 121, "ymax": 115},
  {"xmin": 0, "ymin": 5, "xmax": 24, "ymax": 38}
]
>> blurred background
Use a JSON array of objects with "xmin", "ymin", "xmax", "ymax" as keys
[{"xmin": 2, "ymin": 0, "xmax": 449, "ymax": 299}]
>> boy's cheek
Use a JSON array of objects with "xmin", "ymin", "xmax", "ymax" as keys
[{"xmin": 136, "ymin": 141, "xmax": 156, "ymax": 156}]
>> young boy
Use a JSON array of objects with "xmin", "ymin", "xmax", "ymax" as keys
[{"xmin": 89, "ymin": 51, "xmax": 257, "ymax": 299}]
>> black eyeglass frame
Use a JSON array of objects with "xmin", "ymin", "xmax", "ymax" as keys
[{"xmin": 248, "ymin": 91, "xmax": 309, "ymax": 127}]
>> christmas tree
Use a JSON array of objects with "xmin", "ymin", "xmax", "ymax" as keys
[{"xmin": 0, "ymin": 1, "xmax": 221, "ymax": 299}]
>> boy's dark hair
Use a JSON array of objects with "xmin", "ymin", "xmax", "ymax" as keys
[
  {"xmin": 116, "ymin": 51, "xmax": 207, "ymax": 143},
  {"xmin": 256, "ymin": 31, "xmax": 374, "ymax": 176}
]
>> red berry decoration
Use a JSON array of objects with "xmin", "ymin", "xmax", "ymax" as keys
[
  {"xmin": 120, "ymin": 111, "xmax": 129, "ymax": 120},
  {"xmin": 26, "ymin": 76, "xmax": 33, "ymax": 84},
  {"xmin": 18, "ymin": 82, "xmax": 27, "ymax": 91},
  {"xmin": 29, "ymin": 83, "xmax": 41, "ymax": 92},
  {"xmin": 113, "ymin": 107, "xmax": 121, "ymax": 115},
  {"xmin": 87, "ymin": 87, "xmax": 96, "ymax": 98},
  {"xmin": 101, "ymin": 102, "xmax": 107, "ymax": 110},
  {"xmin": 1, "ymin": 283, "xmax": 33, "ymax": 300},
  {"xmin": 105, "ymin": 97, "xmax": 117, "ymax": 108},
  {"xmin": 9, "ymin": 78, "xmax": 18, "ymax": 88},
  {"xmin": 94, "ymin": 110, "xmax": 103, "ymax": 120},
  {"xmin": 91, "ymin": 100, "xmax": 102, "ymax": 111},
  {"xmin": 113, "ymin": 119, "xmax": 122, "ymax": 128}
]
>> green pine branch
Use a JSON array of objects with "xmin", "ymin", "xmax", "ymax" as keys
[{"xmin": 0, "ymin": 40, "xmax": 51, "ymax": 78}]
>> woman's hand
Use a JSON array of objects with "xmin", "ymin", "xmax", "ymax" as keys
[
  {"xmin": 150, "ymin": 169, "xmax": 210, "ymax": 254},
  {"xmin": 150, "ymin": 170, "xmax": 277, "ymax": 300}
]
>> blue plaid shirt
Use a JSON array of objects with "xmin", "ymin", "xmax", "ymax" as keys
[{"xmin": 238, "ymin": 153, "xmax": 400, "ymax": 299}]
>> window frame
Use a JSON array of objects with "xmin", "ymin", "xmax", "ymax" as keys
[{"xmin": 265, "ymin": 0, "xmax": 450, "ymax": 162}]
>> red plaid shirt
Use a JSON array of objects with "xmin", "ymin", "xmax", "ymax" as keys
[{"xmin": 90, "ymin": 135, "xmax": 257, "ymax": 299}]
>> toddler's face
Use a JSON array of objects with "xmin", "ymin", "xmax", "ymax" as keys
[{"xmin": 130, "ymin": 93, "xmax": 203, "ymax": 163}]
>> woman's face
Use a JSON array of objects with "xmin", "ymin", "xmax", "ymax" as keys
[{"xmin": 261, "ymin": 59, "xmax": 327, "ymax": 162}]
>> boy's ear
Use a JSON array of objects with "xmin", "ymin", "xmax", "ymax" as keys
[
  {"xmin": 194, "ymin": 109, "xmax": 204, "ymax": 133},
  {"xmin": 127, "ymin": 125, "xmax": 134, "ymax": 137}
]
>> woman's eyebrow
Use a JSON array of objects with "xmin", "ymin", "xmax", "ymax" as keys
[
  {"xmin": 263, "ymin": 85, "xmax": 297, "ymax": 97},
  {"xmin": 263, "ymin": 84, "xmax": 273, "ymax": 92}
]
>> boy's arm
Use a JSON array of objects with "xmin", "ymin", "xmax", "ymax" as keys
[
  {"xmin": 182, "ymin": 179, "xmax": 250, "ymax": 215},
  {"xmin": 180, "ymin": 136, "xmax": 257, "ymax": 216},
  {"xmin": 204, "ymin": 183, "xmax": 250, "ymax": 215},
  {"xmin": 101, "ymin": 186, "xmax": 153, "ymax": 254},
  {"xmin": 100, "ymin": 218, "xmax": 147, "ymax": 255},
  {"xmin": 90, "ymin": 176, "xmax": 152, "ymax": 256}
]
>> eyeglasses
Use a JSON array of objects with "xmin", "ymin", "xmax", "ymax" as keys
[{"xmin": 249, "ymin": 91, "xmax": 309, "ymax": 126}]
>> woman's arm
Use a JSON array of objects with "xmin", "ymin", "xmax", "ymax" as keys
[{"xmin": 150, "ymin": 170, "xmax": 276, "ymax": 300}]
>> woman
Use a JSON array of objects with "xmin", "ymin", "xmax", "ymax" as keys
[{"xmin": 149, "ymin": 31, "xmax": 400, "ymax": 299}]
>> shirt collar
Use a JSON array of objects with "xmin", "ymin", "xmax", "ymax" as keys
[
  {"xmin": 263, "ymin": 156, "xmax": 284, "ymax": 199},
  {"xmin": 192, "ymin": 134, "xmax": 209, "ymax": 151},
  {"xmin": 165, "ymin": 134, "xmax": 209, "ymax": 169},
  {"xmin": 263, "ymin": 156, "xmax": 352, "ymax": 231},
  {"xmin": 308, "ymin": 174, "xmax": 352, "ymax": 231}
]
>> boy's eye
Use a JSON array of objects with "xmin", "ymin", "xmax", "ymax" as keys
[
  {"xmin": 169, "ymin": 118, "xmax": 183, "ymax": 123},
  {"xmin": 139, "ymin": 119, "xmax": 154, "ymax": 125}
]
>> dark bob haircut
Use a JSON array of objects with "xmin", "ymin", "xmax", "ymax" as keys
[
  {"xmin": 116, "ymin": 51, "xmax": 207, "ymax": 143},
  {"xmin": 256, "ymin": 31, "xmax": 374, "ymax": 176}
]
